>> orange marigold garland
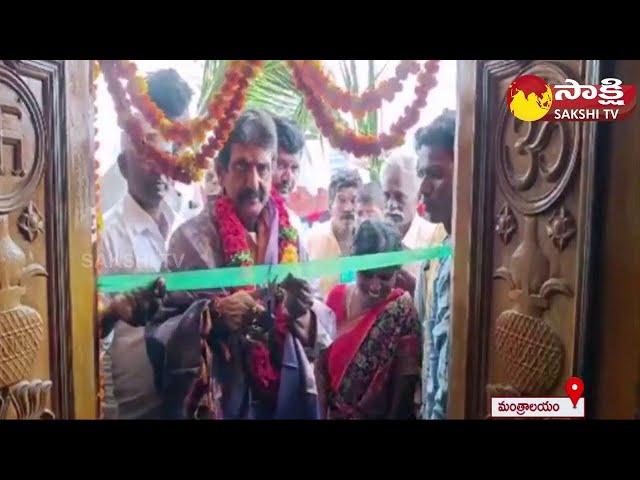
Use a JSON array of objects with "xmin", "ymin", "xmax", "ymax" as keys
[
  {"xmin": 288, "ymin": 60, "xmax": 440, "ymax": 157},
  {"xmin": 117, "ymin": 60, "xmax": 261, "ymax": 146},
  {"xmin": 100, "ymin": 60, "xmax": 262, "ymax": 183},
  {"xmin": 296, "ymin": 60, "xmax": 421, "ymax": 117},
  {"xmin": 90, "ymin": 59, "xmax": 105, "ymax": 419},
  {"xmin": 193, "ymin": 73, "xmax": 250, "ymax": 169}
]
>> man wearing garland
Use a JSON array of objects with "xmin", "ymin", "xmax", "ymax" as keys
[
  {"xmin": 102, "ymin": 109, "xmax": 336, "ymax": 419},
  {"xmin": 271, "ymin": 115, "xmax": 307, "ymax": 240}
]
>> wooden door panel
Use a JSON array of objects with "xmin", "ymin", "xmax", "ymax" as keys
[
  {"xmin": 450, "ymin": 60, "xmax": 600, "ymax": 418},
  {"xmin": 0, "ymin": 60, "xmax": 95, "ymax": 419}
]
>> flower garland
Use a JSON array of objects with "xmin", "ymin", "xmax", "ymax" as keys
[
  {"xmin": 116, "ymin": 60, "xmax": 262, "ymax": 146},
  {"xmin": 271, "ymin": 190, "xmax": 300, "ymax": 264},
  {"xmin": 212, "ymin": 195, "xmax": 255, "ymax": 267},
  {"xmin": 101, "ymin": 61, "xmax": 190, "ymax": 182},
  {"xmin": 100, "ymin": 60, "xmax": 261, "ymax": 183},
  {"xmin": 288, "ymin": 60, "xmax": 440, "ymax": 158},
  {"xmin": 90, "ymin": 60, "xmax": 105, "ymax": 420},
  {"xmin": 212, "ymin": 192, "xmax": 299, "ymax": 269},
  {"xmin": 296, "ymin": 60, "xmax": 421, "ymax": 117},
  {"xmin": 211, "ymin": 192, "xmax": 300, "ymax": 406}
]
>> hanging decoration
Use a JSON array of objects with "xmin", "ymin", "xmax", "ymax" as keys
[
  {"xmin": 90, "ymin": 59, "xmax": 105, "ymax": 419},
  {"xmin": 99, "ymin": 60, "xmax": 262, "ymax": 183},
  {"xmin": 294, "ymin": 60, "xmax": 421, "ymax": 117},
  {"xmin": 288, "ymin": 60, "xmax": 440, "ymax": 157},
  {"xmin": 98, "ymin": 59, "xmax": 440, "ymax": 174}
]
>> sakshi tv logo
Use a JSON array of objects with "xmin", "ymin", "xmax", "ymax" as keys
[{"xmin": 506, "ymin": 74, "xmax": 637, "ymax": 122}]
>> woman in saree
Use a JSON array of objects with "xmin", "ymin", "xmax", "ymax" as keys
[{"xmin": 316, "ymin": 220, "xmax": 422, "ymax": 419}]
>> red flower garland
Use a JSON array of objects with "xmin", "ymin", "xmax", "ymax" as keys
[
  {"xmin": 211, "ymin": 192, "xmax": 300, "ymax": 404},
  {"xmin": 213, "ymin": 195, "xmax": 255, "ymax": 267},
  {"xmin": 288, "ymin": 60, "xmax": 440, "ymax": 157},
  {"xmin": 297, "ymin": 60, "xmax": 421, "ymax": 117},
  {"xmin": 91, "ymin": 60, "xmax": 105, "ymax": 419},
  {"xmin": 271, "ymin": 189, "xmax": 300, "ymax": 264},
  {"xmin": 249, "ymin": 343, "xmax": 281, "ymax": 404},
  {"xmin": 116, "ymin": 60, "xmax": 262, "ymax": 146},
  {"xmin": 100, "ymin": 60, "xmax": 259, "ymax": 183},
  {"xmin": 212, "ymin": 193, "xmax": 299, "ymax": 268}
]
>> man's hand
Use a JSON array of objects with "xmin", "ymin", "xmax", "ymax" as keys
[
  {"xmin": 98, "ymin": 277, "xmax": 166, "ymax": 337},
  {"xmin": 214, "ymin": 290, "xmax": 266, "ymax": 333},
  {"xmin": 280, "ymin": 274, "xmax": 314, "ymax": 320},
  {"xmin": 138, "ymin": 277, "xmax": 167, "ymax": 318},
  {"xmin": 279, "ymin": 274, "xmax": 316, "ymax": 346}
]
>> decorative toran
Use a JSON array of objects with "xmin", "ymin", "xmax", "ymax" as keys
[{"xmin": 98, "ymin": 59, "xmax": 440, "ymax": 182}]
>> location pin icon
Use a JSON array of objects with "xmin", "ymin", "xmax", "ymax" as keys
[{"xmin": 565, "ymin": 377, "xmax": 584, "ymax": 408}]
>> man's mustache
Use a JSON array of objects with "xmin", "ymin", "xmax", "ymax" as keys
[
  {"xmin": 237, "ymin": 186, "xmax": 267, "ymax": 204},
  {"xmin": 385, "ymin": 210, "xmax": 404, "ymax": 222},
  {"xmin": 278, "ymin": 181, "xmax": 294, "ymax": 193},
  {"xmin": 341, "ymin": 212, "xmax": 355, "ymax": 220}
]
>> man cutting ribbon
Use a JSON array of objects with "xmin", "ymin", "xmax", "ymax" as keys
[{"xmin": 99, "ymin": 110, "xmax": 337, "ymax": 420}]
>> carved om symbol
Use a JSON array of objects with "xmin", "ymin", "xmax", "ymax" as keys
[{"xmin": 504, "ymin": 118, "xmax": 570, "ymax": 192}]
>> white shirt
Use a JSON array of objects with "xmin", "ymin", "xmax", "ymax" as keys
[
  {"xmin": 401, "ymin": 215, "xmax": 438, "ymax": 279},
  {"xmin": 312, "ymin": 300, "xmax": 337, "ymax": 350},
  {"xmin": 286, "ymin": 205, "xmax": 307, "ymax": 244},
  {"xmin": 305, "ymin": 220, "xmax": 343, "ymax": 299},
  {"xmin": 164, "ymin": 181, "xmax": 204, "ymax": 230},
  {"xmin": 101, "ymin": 193, "xmax": 176, "ymax": 273},
  {"xmin": 100, "ymin": 193, "xmax": 176, "ymax": 419}
]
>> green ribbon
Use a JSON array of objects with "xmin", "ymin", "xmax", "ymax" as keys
[{"xmin": 97, "ymin": 244, "xmax": 452, "ymax": 293}]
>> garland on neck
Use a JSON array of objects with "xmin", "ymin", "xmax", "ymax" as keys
[
  {"xmin": 211, "ymin": 191, "xmax": 301, "ymax": 404},
  {"xmin": 213, "ymin": 191, "xmax": 299, "ymax": 269}
]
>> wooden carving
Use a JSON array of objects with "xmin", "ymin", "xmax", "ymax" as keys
[
  {"xmin": 0, "ymin": 67, "xmax": 46, "ymax": 214},
  {"xmin": 546, "ymin": 206, "xmax": 576, "ymax": 251},
  {"xmin": 496, "ymin": 62, "xmax": 581, "ymax": 215},
  {"xmin": 492, "ymin": 216, "xmax": 571, "ymax": 396},
  {"xmin": 0, "ymin": 380, "xmax": 54, "ymax": 420},
  {"xmin": 452, "ymin": 60, "xmax": 598, "ymax": 418},
  {"xmin": 17, "ymin": 201, "xmax": 44, "ymax": 242},
  {"xmin": 496, "ymin": 204, "xmax": 517, "ymax": 245},
  {"xmin": 2, "ymin": 60, "xmax": 81, "ymax": 418},
  {"xmin": 474, "ymin": 60, "xmax": 597, "ymax": 415},
  {"xmin": 0, "ymin": 214, "xmax": 47, "ymax": 388},
  {"xmin": 491, "ymin": 63, "xmax": 579, "ymax": 398}
]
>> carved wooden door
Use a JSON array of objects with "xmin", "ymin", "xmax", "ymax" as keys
[
  {"xmin": 0, "ymin": 60, "xmax": 96, "ymax": 419},
  {"xmin": 449, "ymin": 60, "xmax": 602, "ymax": 418}
]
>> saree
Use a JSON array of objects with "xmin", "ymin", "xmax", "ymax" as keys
[{"xmin": 318, "ymin": 284, "xmax": 421, "ymax": 419}]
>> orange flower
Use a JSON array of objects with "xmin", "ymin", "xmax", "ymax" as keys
[
  {"xmin": 132, "ymin": 75, "xmax": 148, "ymax": 94},
  {"xmin": 293, "ymin": 60, "xmax": 420, "ymax": 116},
  {"xmin": 158, "ymin": 118, "xmax": 172, "ymax": 134},
  {"xmin": 110, "ymin": 59, "xmax": 260, "ymax": 149},
  {"xmin": 288, "ymin": 60, "xmax": 439, "ymax": 158}
]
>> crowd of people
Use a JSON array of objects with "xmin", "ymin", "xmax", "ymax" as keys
[{"xmin": 97, "ymin": 67, "xmax": 455, "ymax": 420}]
